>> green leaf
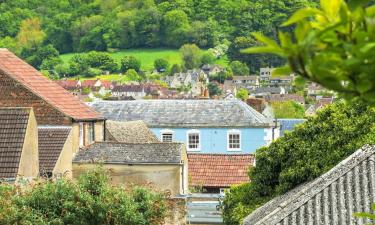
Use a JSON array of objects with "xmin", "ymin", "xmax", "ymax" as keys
[
  {"xmin": 360, "ymin": 43, "xmax": 375, "ymax": 53},
  {"xmin": 282, "ymin": 8, "xmax": 322, "ymax": 26},
  {"xmin": 366, "ymin": 5, "xmax": 375, "ymax": 16},
  {"xmin": 293, "ymin": 76, "xmax": 307, "ymax": 88},
  {"xmin": 278, "ymin": 32, "xmax": 293, "ymax": 48},
  {"xmin": 295, "ymin": 21, "xmax": 311, "ymax": 42},
  {"xmin": 271, "ymin": 65, "xmax": 292, "ymax": 76},
  {"xmin": 251, "ymin": 32, "xmax": 279, "ymax": 47},
  {"xmin": 241, "ymin": 46, "xmax": 285, "ymax": 57},
  {"xmin": 348, "ymin": 0, "xmax": 371, "ymax": 10},
  {"xmin": 321, "ymin": 0, "xmax": 342, "ymax": 18}
]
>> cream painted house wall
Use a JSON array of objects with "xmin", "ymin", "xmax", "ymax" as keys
[
  {"xmin": 17, "ymin": 109, "xmax": 39, "ymax": 180},
  {"xmin": 52, "ymin": 130, "xmax": 73, "ymax": 179},
  {"xmin": 73, "ymin": 163, "xmax": 184, "ymax": 196}
]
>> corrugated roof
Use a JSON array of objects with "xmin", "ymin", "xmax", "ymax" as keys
[
  {"xmin": 73, "ymin": 142, "xmax": 183, "ymax": 164},
  {"xmin": 0, "ymin": 108, "xmax": 31, "ymax": 179},
  {"xmin": 188, "ymin": 154, "xmax": 254, "ymax": 187},
  {"xmin": 38, "ymin": 126, "xmax": 71, "ymax": 175},
  {"xmin": 106, "ymin": 120, "xmax": 160, "ymax": 143},
  {"xmin": 89, "ymin": 100, "xmax": 272, "ymax": 127},
  {"xmin": 244, "ymin": 145, "xmax": 375, "ymax": 225},
  {"xmin": 0, "ymin": 49, "xmax": 103, "ymax": 121}
]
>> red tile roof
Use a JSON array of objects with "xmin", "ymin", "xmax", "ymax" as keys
[
  {"xmin": 188, "ymin": 154, "xmax": 254, "ymax": 188},
  {"xmin": 0, "ymin": 49, "xmax": 103, "ymax": 121},
  {"xmin": 82, "ymin": 80, "xmax": 97, "ymax": 88}
]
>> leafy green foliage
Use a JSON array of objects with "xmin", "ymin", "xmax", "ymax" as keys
[
  {"xmin": 354, "ymin": 203, "xmax": 375, "ymax": 224},
  {"xmin": 0, "ymin": 168, "xmax": 166, "ymax": 225},
  {"xmin": 154, "ymin": 58, "xmax": 169, "ymax": 72},
  {"xmin": 207, "ymin": 82, "xmax": 222, "ymax": 96},
  {"xmin": 180, "ymin": 44, "xmax": 202, "ymax": 70},
  {"xmin": 236, "ymin": 88, "xmax": 249, "ymax": 101},
  {"xmin": 125, "ymin": 69, "xmax": 142, "ymax": 82},
  {"xmin": 244, "ymin": 0, "xmax": 375, "ymax": 103},
  {"xmin": 230, "ymin": 60, "xmax": 250, "ymax": 76},
  {"xmin": 120, "ymin": 56, "xmax": 141, "ymax": 73},
  {"xmin": 271, "ymin": 100, "xmax": 305, "ymax": 118},
  {"xmin": 223, "ymin": 101, "xmax": 375, "ymax": 224},
  {"xmin": 200, "ymin": 52, "xmax": 216, "ymax": 65}
]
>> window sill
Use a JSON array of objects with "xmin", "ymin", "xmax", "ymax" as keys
[
  {"xmin": 227, "ymin": 149, "xmax": 242, "ymax": 152},
  {"xmin": 187, "ymin": 149, "xmax": 201, "ymax": 152}
]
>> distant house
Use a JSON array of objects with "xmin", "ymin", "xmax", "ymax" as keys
[
  {"xmin": 188, "ymin": 154, "xmax": 254, "ymax": 193},
  {"xmin": 38, "ymin": 126, "xmax": 73, "ymax": 178},
  {"xmin": 244, "ymin": 145, "xmax": 375, "ymax": 225},
  {"xmin": 111, "ymin": 85, "xmax": 148, "ymax": 99},
  {"xmin": 56, "ymin": 80, "xmax": 81, "ymax": 92},
  {"xmin": 0, "ymin": 48, "xmax": 105, "ymax": 153},
  {"xmin": 164, "ymin": 70, "xmax": 209, "ymax": 97},
  {"xmin": 267, "ymin": 94, "xmax": 305, "ymax": 105},
  {"xmin": 305, "ymin": 97, "xmax": 334, "ymax": 116},
  {"xmin": 254, "ymin": 87, "xmax": 286, "ymax": 97},
  {"xmin": 246, "ymin": 98, "xmax": 267, "ymax": 113},
  {"xmin": 73, "ymin": 142, "xmax": 188, "ymax": 196},
  {"xmin": 233, "ymin": 76, "xmax": 259, "ymax": 86},
  {"xmin": 90, "ymin": 100, "xmax": 275, "ymax": 154},
  {"xmin": 269, "ymin": 76, "xmax": 293, "ymax": 87},
  {"xmin": 201, "ymin": 64, "xmax": 224, "ymax": 76},
  {"xmin": 0, "ymin": 108, "xmax": 39, "ymax": 182},
  {"xmin": 259, "ymin": 67, "xmax": 273, "ymax": 81}
]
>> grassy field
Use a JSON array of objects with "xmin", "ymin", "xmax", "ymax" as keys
[{"xmin": 60, "ymin": 48, "xmax": 229, "ymax": 71}]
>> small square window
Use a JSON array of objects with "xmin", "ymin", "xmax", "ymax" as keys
[
  {"xmin": 188, "ymin": 133, "xmax": 199, "ymax": 150},
  {"xmin": 162, "ymin": 133, "xmax": 173, "ymax": 143},
  {"xmin": 228, "ymin": 133, "xmax": 240, "ymax": 150}
]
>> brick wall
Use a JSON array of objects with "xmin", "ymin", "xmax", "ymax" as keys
[{"xmin": 0, "ymin": 72, "xmax": 72, "ymax": 125}]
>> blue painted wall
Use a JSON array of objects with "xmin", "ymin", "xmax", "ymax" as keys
[{"xmin": 150, "ymin": 127, "xmax": 268, "ymax": 154}]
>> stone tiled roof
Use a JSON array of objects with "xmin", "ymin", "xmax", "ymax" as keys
[
  {"xmin": 0, "ymin": 49, "xmax": 103, "ymax": 121},
  {"xmin": 89, "ymin": 100, "xmax": 272, "ymax": 127},
  {"xmin": 267, "ymin": 94, "xmax": 305, "ymax": 104},
  {"xmin": 73, "ymin": 142, "xmax": 183, "ymax": 164},
  {"xmin": 38, "ymin": 126, "xmax": 71, "ymax": 175},
  {"xmin": 188, "ymin": 154, "xmax": 254, "ymax": 187},
  {"xmin": 244, "ymin": 145, "xmax": 375, "ymax": 225},
  {"xmin": 0, "ymin": 108, "xmax": 31, "ymax": 179},
  {"xmin": 106, "ymin": 120, "xmax": 159, "ymax": 143}
]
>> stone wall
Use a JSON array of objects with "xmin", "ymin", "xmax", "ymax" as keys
[{"xmin": 164, "ymin": 198, "xmax": 186, "ymax": 225}]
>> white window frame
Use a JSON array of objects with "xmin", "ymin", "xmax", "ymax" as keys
[
  {"xmin": 186, "ymin": 129, "xmax": 201, "ymax": 151},
  {"xmin": 161, "ymin": 129, "xmax": 174, "ymax": 143},
  {"xmin": 79, "ymin": 122, "xmax": 84, "ymax": 147},
  {"xmin": 227, "ymin": 129, "xmax": 241, "ymax": 151}
]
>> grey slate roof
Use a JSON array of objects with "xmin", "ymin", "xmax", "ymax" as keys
[
  {"xmin": 89, "ymin": 100, "xmax": 272, "ymax": 127},
  {"xmin": 73, "ymin": 142, "xmax": 183, "ymax": 164},
  {"xmin": 0, "ymin": 108, "xmax": 30, "ymax": 179},
  {"xmin": 38, "ymin": 126, "xmax": 71, "ymax": 175},
  {"xmin": 244, "ymin": 145, "xmax": 375, "ymax": 225},
  {"xmin": 105, "ymin": 120, "xmax": 160, "ymax": 143}
]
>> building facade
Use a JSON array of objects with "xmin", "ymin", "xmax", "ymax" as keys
[{"xmin": 90, "ymin": 99, "xmax": 274, "ymax": 154}]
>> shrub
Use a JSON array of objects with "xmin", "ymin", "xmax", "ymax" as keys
[
  {"xmin": 223, "ymin": 101, "xmax": 375, "ymax": 224},
  {"xmin": 154, "ymin": 58, "xmax": 169, "ymax": 72},
  {"xmin": 0, "ymin": 168, "xmax": 167, "ymax": 225},
  {"xmin": 120, "ymin": 55, "xmax": 141, "ymax": 72}
]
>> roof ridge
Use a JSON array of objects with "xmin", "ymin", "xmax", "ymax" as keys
[{"xmin": 248, "ymin": 145, "xmax": 375, "ymax": 225}]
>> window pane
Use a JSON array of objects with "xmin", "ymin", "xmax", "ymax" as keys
[
  {"xmin": 162, "ymin": 133, "xmax": 173, "ymax": 143},
  {"xmin": 229, "ymin": 133, "xmax": 240, "ymax": 149},
  {"xmin": 188, "ymin": 133, "xmax": 199, "ymax": 149}
]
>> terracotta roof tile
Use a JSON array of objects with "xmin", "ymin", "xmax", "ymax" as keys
[
  {"xmin": 188, "ymin": 154, "xmax": 254, "ymax": 187},
  {"xmin": 0, "ymin": 49, "xmax": 102, "ymax": 121}
]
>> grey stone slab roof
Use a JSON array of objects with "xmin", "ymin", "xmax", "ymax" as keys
[
  {"xmin": 243, "ymin": 145, "xmax": 375, "ymax": 225},
  {"xmin": 89, "ymin": 100, "xmax": 272, "ymax": 128},
  {"xmin": 0, "ymin": 108, "xmax": 31, "ymax": 179},
  {"xmin": 38, "ymin": 126, "xmax": 71, "ymax": 175},
  {"xmin": 105, "ymin": 120, "xmax": 160, "ymax": 143},
  {"xmin": 73, "ymin": 142, "xmax": 183, "ymax": 164}
]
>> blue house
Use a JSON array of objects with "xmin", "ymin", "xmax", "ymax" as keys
[{"xmin": 90, "ymin": 100, "xmax": 274, "ymax": 154}]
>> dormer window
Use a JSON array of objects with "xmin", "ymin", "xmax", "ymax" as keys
[
  {"xmin": 228, "ymin": 129, "xmax": 241, "ymax": 151},
  {"xmin": 161, "ymin": 129, "xmax": 174, "ymax": 143}
]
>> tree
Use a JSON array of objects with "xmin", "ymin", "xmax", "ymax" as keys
[
  {"xmin": 169, "ymin": 64, "xmax": 181, "ymax": 76},
  {"xmin": 163, "ymin": 10, "xmax": 190, "ymax": 47},
  {"xmin": 200, "ymin": 52, "xmax": 216, "ymax": 65},
  {"xmin": 271, "ymin": 101, "xmax": 305, "ymax": 119},
  {"xmin": 120, "ymin": 56, "xmax": 141, "ymax": 72},
  {"xmin": 230, "ymin": 61, "xmax": 250, "ymax": 76},
  {"xmin": 244, "ymin": 0, "xmax": 375, "ymax": 103},
  {"xmin": 16, "ymin": 18, "xmax": 45, "ymax": 50},
  {"xmin": 126, "ymin": 69, "xmax": 142, "ymax": 81},
  {"xmin": 21, "ymin": 44, "xmax": 60, "ymax": 69},
  {"xmin": 236, "ymin": 88, "xmax": 249, "ymax": 101},
  {"xmin": 86, "ymin": 51, "xmax": 118, "ymax": 72},
  {"xmin": 154, "ymin": 58, "xmax": 169, "ymax": 72},
  {"xmin": 207, "ymin": 82, "xmax": 222, "ymax": 96},
  {"xmin": 180, "ymin": 44, "xmax": 202, "ymax": 70},
  {"xmin": 0, "ymin": 168, "xmax": 167, "ymax": 224},
  {"xmin": 223, "ymin": 101, "xmax": 375, "ymax": 224}
]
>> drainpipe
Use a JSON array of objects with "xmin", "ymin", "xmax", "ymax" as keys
[{"xmin": 272, "ymin": 118, "xmax": 278, "ymax": 141}]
